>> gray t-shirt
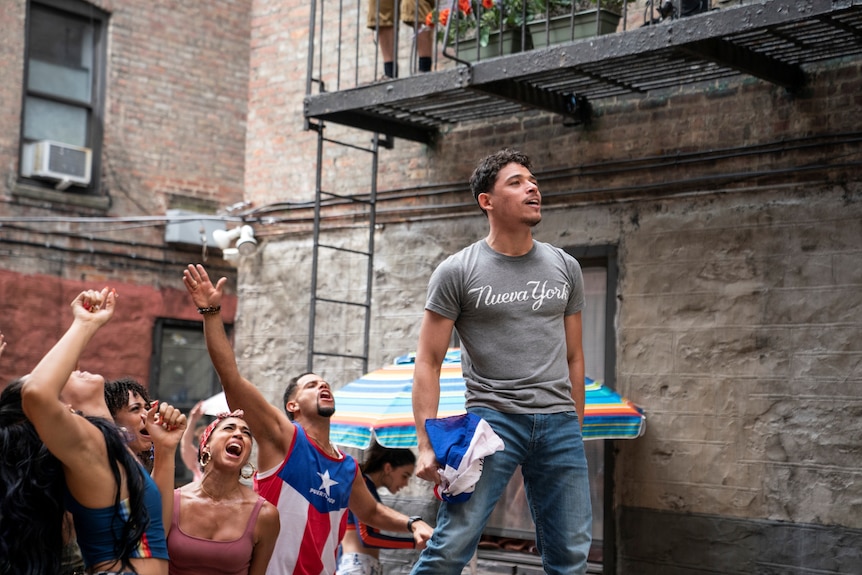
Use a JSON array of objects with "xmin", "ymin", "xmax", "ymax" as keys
[{"xmin": 425, "ymin": 239, "xmax": 585, "ymax": 414}]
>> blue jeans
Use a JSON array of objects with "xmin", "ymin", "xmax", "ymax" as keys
[{"xmin": 411, "ymin": 407, "xmax": 592, "ymax": 575}]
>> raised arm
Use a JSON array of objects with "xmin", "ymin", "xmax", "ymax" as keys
[
  {"xmin": 146, "ymin": 400, "xmax": 187, "ymax": 536},
  {"xmin": 412, "ymin": 309, "xmax": 455, "ymax": 484},
  {"xmin": 565, "ymin": 312, "xmax": 586, "ymax": 425},
  {"xmin": 180, "ymin": 400, "xmax": 205, "ymax": 480},
  {"xmin": 182, "ymin": 264, "xmax": 294, "ymax": 470},
  {"xmin": 21, "ymin": 289, "xmax": 117, "ymax": 470}
]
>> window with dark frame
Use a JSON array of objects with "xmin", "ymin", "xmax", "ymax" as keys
[
  {"xmin": 150, "ymin": 318, "xmax": 230, "ymax": 485},
  {"xmin": 20, "ymin": 0, "xmax": 107, "ymax": 193}
]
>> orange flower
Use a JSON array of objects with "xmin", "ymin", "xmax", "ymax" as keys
[
  {"xmin": 458, "ymin": 0, "xmax": 473, "ymax": 14},
  {"xmin": 439, "ymin": 7, "xmax": 450, "ymax": 25},
  {"xmin": 482, "ymin": 0, "xmax": 495, "ymax": 9},
  {"xmin": 425, "ymin": 11, "xmax": 434, "ymax": 26}
]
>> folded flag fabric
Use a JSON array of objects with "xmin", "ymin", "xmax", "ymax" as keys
[{"xmin": 425, "ymin": 413, "xmax": 505, "ymax": 503}]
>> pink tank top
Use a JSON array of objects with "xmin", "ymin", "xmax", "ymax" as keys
[{"xmin": 168, "ymin": 488, "xmax": 265, "ymax": 575}]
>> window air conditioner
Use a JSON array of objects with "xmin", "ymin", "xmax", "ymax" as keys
[{"xmin": 21, "ymin": 140, "xmax": 92, "ymax": 188}]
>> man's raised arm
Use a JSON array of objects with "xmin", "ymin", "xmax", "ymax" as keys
[{"xmin": 182, "ymin": 264, "xmax": 294, "ymax": 469}]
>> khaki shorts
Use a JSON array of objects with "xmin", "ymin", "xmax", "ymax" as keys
[{"xmin": 367, "ymin": 0, "xmax": 432, "ymax": 28}]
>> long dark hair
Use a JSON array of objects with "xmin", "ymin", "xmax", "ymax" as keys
[
  {"xmin": 0, "ymin": 379, "xmax": 65, "ymax": 575},
  {"xmin": 84, "ymin": 415, "xmax": 150, "ymax": 573},
  {"xmin": 0, "ymin": 379, "xmax": 152, "ymax": 574}
]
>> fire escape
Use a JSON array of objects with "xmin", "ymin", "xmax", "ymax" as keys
[{"xmin": 302, "ymin": 0, "xmax": 862, "ymax": 375}]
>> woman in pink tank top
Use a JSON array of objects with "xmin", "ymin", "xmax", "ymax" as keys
[{"xmin": 167, "ymin": 411, "xmax": 280, "ymax": 575}]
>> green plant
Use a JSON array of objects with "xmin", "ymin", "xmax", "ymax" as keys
[{"xmin": 425, "ymin": 0, "xmax": 628, "ymax": 48}]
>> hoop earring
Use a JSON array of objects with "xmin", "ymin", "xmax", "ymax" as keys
[
  {"xmin": 199, "ymin": 449, "xmax": 211, "ymax": 468},
  {"xmin": 241, "ymin": 461, "xmax": 256, "ymax": 480}
]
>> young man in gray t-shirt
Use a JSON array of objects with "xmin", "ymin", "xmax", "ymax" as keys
[{"xmin": 411, "ymin": 149, "xmax": 592, "ymax": 575}]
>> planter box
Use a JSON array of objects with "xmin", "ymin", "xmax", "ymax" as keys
[
  {"xmin": 529, "ymin": 8, "xmax": 621, "ymax": 48},
  {"xmin": 452, "ymin": 29, "xmax": 531, "ymax": 62},
  {"xmin": 451, "ymin": 8, "xmax": 620, "ymax": 62}
]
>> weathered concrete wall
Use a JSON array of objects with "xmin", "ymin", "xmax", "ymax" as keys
[
  {"xmin": 239, "ymin": 184, "xmax": 862, "ymax": 574},
  {"xmin": 240, "ymin": 6, "xmax": 862, "ymax": 563},
  {"xmin": 614, "ymin": 188, "xmax": 862, "ymax": 524}
]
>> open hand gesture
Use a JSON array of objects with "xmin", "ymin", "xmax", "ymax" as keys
[{"xmin": 183, "ymin": 264, "xmax": 226, "ymax": 310}]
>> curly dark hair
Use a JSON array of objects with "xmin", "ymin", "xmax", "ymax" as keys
[
  {"xmin": 104, "ymin": 376, "xmax": 151, "ymax": 418},
  {"xmin": 0, "ymin": 379, "xmax": 65, "ymax": 575},
  {"xmin": 361, "ymin": 441, "xmax": 416, "ymax": 474},
  {"xmin": 469, "ymin": 149, "xmax": 533, "ymax": 215}
]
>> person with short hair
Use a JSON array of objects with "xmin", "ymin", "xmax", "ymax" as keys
[
  {"xmin": 182, "ymin": 264, "xmax": 433, "ymax": 575},
  {"xmin": 105, "ymin": 376, "xmax": 155, "ymax": 472},
  {"xmin": 410, "ymin": 149, "xmax": 593, "ymax": 575}
]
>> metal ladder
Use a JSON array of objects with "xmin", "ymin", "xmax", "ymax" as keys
[{"xmin": 305, "ymin": 118, "xmax": 391, "ymax": 377}]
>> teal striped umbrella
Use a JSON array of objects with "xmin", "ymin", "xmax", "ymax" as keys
[{"xmin": 330, "ymin": 349, "xmax": 645, "ymax": 449}]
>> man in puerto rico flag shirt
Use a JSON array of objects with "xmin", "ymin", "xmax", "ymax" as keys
[{"xmin": 183, "ymin": 263, "xmax": 433, "ymax": 575}]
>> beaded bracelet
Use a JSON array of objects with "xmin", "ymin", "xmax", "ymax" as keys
[{"xmin": 197, "ymin": 306, "xmax": 221, "ymax": 315}]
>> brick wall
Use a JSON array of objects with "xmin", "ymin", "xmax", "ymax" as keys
[{"xmin": 0, "ymin": 0, "xmax": 250, "ymax": 385}]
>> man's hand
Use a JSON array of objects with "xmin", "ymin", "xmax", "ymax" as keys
[
  {"xmin": 411, "ymin": 519, "xmax": 434, "ymax": 550},
  {"xmin": 183, "ymin": 264, "xmax": 226, "ymax": 309},
  {"xmin": 415, "ymin": 445, "xmax": 442, "ymax": 484}
]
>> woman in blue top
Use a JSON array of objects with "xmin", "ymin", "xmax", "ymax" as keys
[{"xmin": 17, "ymin": 287, "xmax": 185, "ymax": 575}]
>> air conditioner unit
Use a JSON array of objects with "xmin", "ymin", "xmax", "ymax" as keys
[{"xmin": 21, "ymin": 140, "xmax": 92, "ymax": 187}]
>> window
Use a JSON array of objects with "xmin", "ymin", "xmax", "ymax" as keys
[
  {"xmin": 20, "ymin": 0, "xmax": 107, "ymax": 192},
  {"xmin": 150, "ymin": 319, "xmax": 230, "ymax": 484}
]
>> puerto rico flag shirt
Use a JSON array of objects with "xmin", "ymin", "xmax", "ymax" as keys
[{"xmin": 255, "ymin": 423, "xmax": 358, "ymax": 575}]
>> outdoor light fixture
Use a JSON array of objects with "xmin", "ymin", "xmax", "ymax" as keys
[{"xmin": 212, "ymin": 224, "xmax": 257, "ymax": 258}]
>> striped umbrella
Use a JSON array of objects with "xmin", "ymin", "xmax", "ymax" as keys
[{"xmin": 330, "ymin": 349, "xmax": 645, "ymax": 449}]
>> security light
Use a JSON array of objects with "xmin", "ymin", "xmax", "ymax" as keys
[{"xmin": 212, "ymin": 225, "xmax": 257, "ymax": 256}]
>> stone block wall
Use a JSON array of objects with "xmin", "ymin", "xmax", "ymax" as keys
[
  {"xmin": 241, "ymin": 182, "xmax": 862, "ymax": 575},
  {"xmin": 238, "ymin": 8, "xmax": 862, "ymax": 565}
]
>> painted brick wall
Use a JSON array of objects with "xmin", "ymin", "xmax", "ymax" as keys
[{"xmin": 0, "ymin": 265, "xmax": 237, "ymax": 389}]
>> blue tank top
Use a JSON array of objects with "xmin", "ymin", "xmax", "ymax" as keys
[{"xmin": 65, "ymin": 468, "xmax": 169, "ymax": 568}]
